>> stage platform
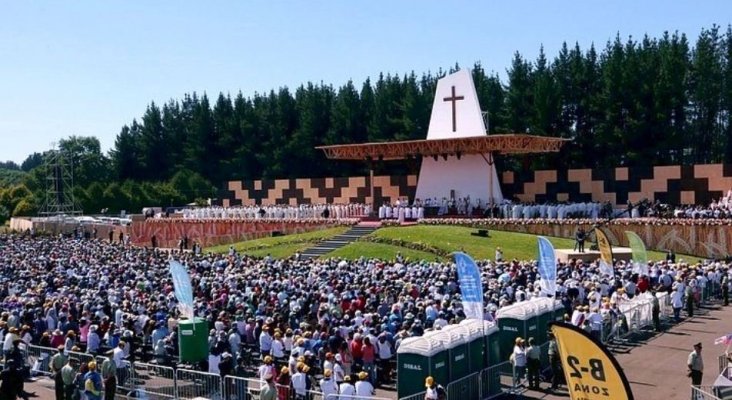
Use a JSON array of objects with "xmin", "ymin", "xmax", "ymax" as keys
[{"xmin": 554, "ymin": 247, "xmax": 633, "ymax": 263}]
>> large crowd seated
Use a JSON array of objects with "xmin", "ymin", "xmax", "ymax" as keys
[{"xmin": 0, "ymin": 233, "xmax": 729, "ymax": 391}]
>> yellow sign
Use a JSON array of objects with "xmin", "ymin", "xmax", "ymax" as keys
[{"xmin": 551, "ymin": 322, "xmax": 634, "ymax": 400}]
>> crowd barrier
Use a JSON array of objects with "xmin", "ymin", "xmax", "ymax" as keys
[
  {"xmin": 691, "ymin": 385, "xmax": 723, "ymax": 400},
  {"xmin": 176, "ymin": 369, "xmax": 222, "ymax": 400},
  {"xmin": 396, "ymin": 391, "xmax": 426, "ymax": 400},
  {"xmin": 721, "ymin": 355, "xmax": 732, "ymax": 375}
]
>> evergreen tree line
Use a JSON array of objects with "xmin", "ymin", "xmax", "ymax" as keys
[{"xmin": 3, "ymin": 25, "xmax": 732, "ymax": 217}]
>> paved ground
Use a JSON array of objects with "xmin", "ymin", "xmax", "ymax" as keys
[
  {"xmin": 21, "ymin": 303, "xmax": 732, "ymax": 399},
  {"xmin": 518, "ymin": 302, "xmax": 732, "ymax": 400}
]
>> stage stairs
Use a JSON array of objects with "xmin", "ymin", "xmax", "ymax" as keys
[{"xmin": 300, "ymin": 223, "xmax": 379, "ymax": 260}]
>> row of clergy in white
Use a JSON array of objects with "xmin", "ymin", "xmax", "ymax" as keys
[
  {"xmin": 502, "ymin": 202, "xmax": 603, "ymax": 219},
  {"xmin": 178, "ymin": 204, "xmax": 371, "ymax": 220},
  {"xmin": 378, "ymin": 205, "xmax": 425, "ymax": 220}
]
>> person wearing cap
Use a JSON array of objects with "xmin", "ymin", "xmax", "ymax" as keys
[
  {"xmin": 319, "ymin": 369, "xmax": 338, "ymax": 399},
  {"xmin": 259, "ymin": 369, "xmax": 277, "ymax": 400},
  {"xmin": 424, "ymin": 375, "xmax": 446, "ymax": 400},
  {"xmin": 101, "ymin": 349, "xmax": 117, "ymax": 400},
  {"xmin": 276, "ymin": 367, "xmax": 292, "ymax": 400},
  {"xmin": 291, "ymin": 362, "xmax": 310, "ymax": 399},
  {"xmin": 61, "ymin": 357, "xmax": 78, "ymax": 400},
  {"xmin": 51, "ymin": 345, "xmax": 68, "ymax": 400},
  {"xmin": 83, "ymin": 361, "xmax": 103, "ymax": 400},
  {"xmin": 687, "ymin": 342, "xmax": 704, "ymax": 388},
  {"xmin": 333, "ymin": 353, "xmax": 346, "ymax": 385},
  {"xmin": 339, "ymin": 375, "xmax": 356, "ymax": 398},
  {"xmin": 510, "ymin": 337, "xmax": 527, "ymax": 387},
  {"xmin": 355, "ymin": 371, "xmax": 374, "ymax": 398},
  {"xmin": 258, "ymin": 355, "xmax": 276, "ymax": 383}
]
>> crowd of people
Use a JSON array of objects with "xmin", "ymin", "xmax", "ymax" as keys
[
  {"xmin": 0, "ymin": 233, "xmax": 729, "ymax": 399},
  {"xmin": 176, "ymin": 204, "xmax": 371, "ymax": 220}
]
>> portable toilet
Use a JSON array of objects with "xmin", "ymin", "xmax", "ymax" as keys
[
  {"xmin": 396, "ymin": 334, "xmax": 449, "ymax": 399},
  {"xmin": 436, "ymin": 326, "xmax": 471, "ymax": 379},
  {"xmin": 476, "ymin": 320, "xmax": 503, "ymax": 398},
  {"xmin": 458, "ymin": 319, "xmax": 489, "ymax": 373},
  {"xmin": 178, "ymin": 317, "xmax": 209, "ymax": 362},
  {"xmin": 531, "ymin": 297, "xmax": 556, "ymax": 344},
  {"xmin": 433, "ymin": 327, "xmax": 472, "ymax": 398},
  {"xmin": 496, "ymin": 302, "xmax": 538, "ymax": 360}
]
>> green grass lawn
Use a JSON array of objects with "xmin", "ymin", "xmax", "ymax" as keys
[
  {"xmin": 326, "ymin": 242, "xmax": 443, "ymax": 262},
  {"xmin": 362, "ymin": 225, "xmax": 703, "ymax": 263},
  {"xmin": 206, "ymin": 224, "xmax": 703, "ymax": 263},
  {"xmin": 206, "ymin": 226, "xmax": 349, "ymax": 255}
]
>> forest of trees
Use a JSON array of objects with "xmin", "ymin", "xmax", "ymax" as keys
[{"xmin": 2, "ymin": 26, "xmax": 732, "ymax": 218}]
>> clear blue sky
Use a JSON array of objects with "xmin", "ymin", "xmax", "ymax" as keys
[{"xmin": 1, "ymin": 1, "xmax": 730, "ymax": 164}]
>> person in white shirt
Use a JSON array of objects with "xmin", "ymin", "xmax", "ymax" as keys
[
  {"xmin": 319, "ymin": 369, "xmax": 339, "ymax": 400},
  {"xmin": 511, "ymin": 337, "xmax": 527, "ymax": 387},
  {"xmin": 376, "ymin": 335, "xmax": 393, "ymax": 385},
  {"xmin": 87, "ymin": 326, "xmax": 101, "ymax": 354},
  {"xmin": 271, "ymin": 333, "xmax": 285, "ymax": 362},
  {"xmin": 258, "ymin": 356, "xmax": 276, "ymax": 382},
  {"xmin": 208, "ymin": 350, "xmax": 221, "ymax": 374},
  {"xmin": 354, "ymin": 371, "xmax": 374, "ymax": 399},
  {"xmin": 332, "ymin": 356, "xmax": 346, "ymax": 385},
  {"xmin": 339, "ymin": 375, "xmax": 356, "ymax": 398},
  {"xmin": 291, "ymin": 363, "xmax": 309, "ymax": 398}
]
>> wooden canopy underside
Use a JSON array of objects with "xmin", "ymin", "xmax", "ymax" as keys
[{"xmin": 316, "ymin": 134, "xmax": 568, "ymax": 160}]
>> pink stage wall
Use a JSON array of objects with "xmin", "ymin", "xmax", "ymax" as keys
[{"xmin": 130, "ymin": 219, "xmax": 355, "ymax": 248}]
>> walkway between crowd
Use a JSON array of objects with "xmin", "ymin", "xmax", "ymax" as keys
[{"xmin": 517, "ymin": 302, "xmax": 731, "ymax": 400}]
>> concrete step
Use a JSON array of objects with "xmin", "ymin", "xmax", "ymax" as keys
[{"xmin": 306, "ymin": 247, "xmax": 337, "ymax": 252}]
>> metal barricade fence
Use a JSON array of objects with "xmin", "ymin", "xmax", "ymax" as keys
[
  {"xmin": 720, "ymin": 355, "xmax": 732, "ymax": 374},
  {"xmin": 691, "ymin": 385, "xmax": 723, "ymax": 400},
  {"xmin": 27, "ymin": 344, "xmax": 54, "ymax": 377},
  {"xmin": 126, "ymin": 362, "xmax": 177, "ymax": 400},
  {"xmin": 275, "ymin": 383, "xmax": 293, "ymax": 400},
  {"xmin": 175, "ymin": 368, "xmax": 223, "ymax": 400},
  {"xmin": 222, "ymin": 375, "xmax": 262, "ymax": 400},
  {"xmin": 445, "ymin": 371, "xmax": 481, "ymax": 400},
  {"xmin": 482, "ymin": 360, "xmax": 516, "ymax": 398},
  {"xmin": 314, "ymin": 392, "xmax": 391, "ymax": 400},
  {"xmin": 68, "ymin": 350, "xmax": 96, "ymax": 369},
  {"xmin": 398, "ymin": 391, "xmax": 427, "ymax": 400}
]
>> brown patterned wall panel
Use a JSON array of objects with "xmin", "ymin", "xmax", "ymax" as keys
[
  {"xmin": 215, "ymin": 164, "xmax": 732, "ymax": 208},
  {"xmin": 503, "ymin": 171, "xmax": 514, "ymax": 185},
  {"xmin": 503, "ymin": 163, "xmax": 732, "ymax": 206},
  {"xmin": 217, "ymin": 175, "xmax": 417, "ymax": 206},
  {"xmin": 615, "ymin": 167, "xmax": 628, "ymax": 181},
  {"xmin": 522, "ymin": 170, "xmax": 557, "ymax": 199},
  {"xmin": 696, "ymin": 164, "xmax": 732, "ymax": 196},
  {"xmin": 568, "ymin": 169, "xmax": 593, "ymax": 194}
]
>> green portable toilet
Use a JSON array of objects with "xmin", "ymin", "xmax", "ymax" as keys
[
  {"xmin": 478, "ymin": 320, "xmax": 502, "ymax": 398},
  {"xmin": 531, "ymin": 297, "xmax": 555, "ymax": 345},
  {"xmin": 396, "ymin": 334, "xmax": 449, "ymax": 399},
  {"xmin": 178, "ymin": 317, "xmax": 208, "ymax": 362},
  {"xmin": 496, "ymin": 302, "xmax": 537, "ymax": 360},
  {"xmin": 457, "ymin": 319, "xmax": 488, "ymax": 373},
  {"xmin": 434, "ymin": 326, "xmax": 473, "ymax": 399},
  {"xmin": 435, "ymin": 326, "xmax": 470, "ymax": 381}
]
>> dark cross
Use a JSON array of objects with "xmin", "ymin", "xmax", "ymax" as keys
[{"xmin": 443, "ymin": 85, "xmax": 465, "ymax": 132}]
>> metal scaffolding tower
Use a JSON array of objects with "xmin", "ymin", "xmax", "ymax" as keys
[{"xmin": 39, "ymin": 144, "xmax": 81, "ymax": 216}]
